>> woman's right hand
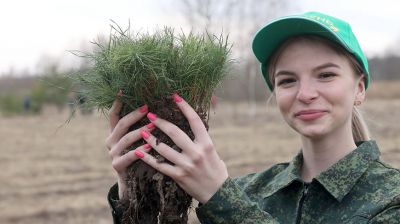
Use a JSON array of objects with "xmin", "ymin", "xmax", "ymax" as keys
[{"xmin": 105, "ymin": 96, "xmax": 154, "ymax": 199}]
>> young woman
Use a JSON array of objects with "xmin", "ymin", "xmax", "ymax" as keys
[{"xmin": 107, "ymin": 12, "xmax": 400, "ymax": 223}]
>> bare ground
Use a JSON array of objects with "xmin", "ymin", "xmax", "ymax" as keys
[{"xmin": 1, "ymin": 99, "xmax": 399, "ymax": 224}]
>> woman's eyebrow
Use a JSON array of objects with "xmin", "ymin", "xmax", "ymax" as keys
[
  {"xmin": 275, "ymin": 63, "xmax": 340, "ymax": 77},
  {"xmin": 313, "ymin": 62, "xmax": 340, "ymax": 72},
  {"xmin": 275, "ymin": 70, "xmax": 296, "ymax": 77}
]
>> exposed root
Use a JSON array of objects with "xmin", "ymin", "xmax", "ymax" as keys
[{"xmin": 119, "ymin": 98, "xmax": 208, "ymax": 224}]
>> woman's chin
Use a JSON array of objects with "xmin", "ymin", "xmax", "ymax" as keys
[{"xmin": 293, "ymin": 125, "xmax": 329, "ymax": 140}]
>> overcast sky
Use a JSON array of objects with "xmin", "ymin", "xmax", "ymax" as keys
[{"xmin": 1, "ymin": 0, "xmax": 399, "ymax": 76}]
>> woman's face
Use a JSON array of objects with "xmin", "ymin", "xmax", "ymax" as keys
[{"xmin": 273, "ymin": 39, "xmax": 365, "ymax": 139}]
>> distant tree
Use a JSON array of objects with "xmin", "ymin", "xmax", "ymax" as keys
[
  {"xmin": 173, "ymin": 0, "xmax": 295, "ymax": 114},
  {"xmin": 30, "ymin": 64, "xmax": 73, "ymax": 113},
  {"xmin": 0, "ymin": 94, "xmax": 23, "ymax": 116},
  {"xmin": 30, "ymin": 82, "xmax": 47, "ymax": 113},
  {"xmin": 368, "ymin": 55, "xmax": 400, "ymax": 81},
  {"xmin": 41, "ymin": 73, "xmax": 72, "ymax": 111}
]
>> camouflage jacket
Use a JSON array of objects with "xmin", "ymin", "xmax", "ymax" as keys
[
  {"xmin": 108, "ymin": 140, "xmax": 400, "ymax": 223},
  {"xmin": 196, "ymin": 140, "xmax": 400, "ymax": 223}
]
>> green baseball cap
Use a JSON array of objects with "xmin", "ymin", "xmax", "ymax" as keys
[{"xmin": 252, "ymin": 11, "xmax": 370, "ymax": 91}]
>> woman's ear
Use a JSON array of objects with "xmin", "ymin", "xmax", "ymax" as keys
[{"xmin": 355, "ymin": 75, "xmax": 366, "ymax": 103}]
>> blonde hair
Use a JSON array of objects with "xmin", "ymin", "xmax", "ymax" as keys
[
  {"xmin": 267, "ymin": 35, "xmax": 370, "ymax": 143},
  {"xmin": 352, "ymin": 107, "xmax": 370, "ymax": 142}
]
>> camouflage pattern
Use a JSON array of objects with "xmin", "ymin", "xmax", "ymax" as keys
[{"xmin": 196, "ymin": 141, "xmax": 400, "ymax": 223}]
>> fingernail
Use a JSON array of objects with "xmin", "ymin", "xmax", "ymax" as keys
[
  {"xmin": 140, "ymin": 130, "xmax": 150, "ymax": 139},
  {"xmin": 134, "ymin": 150, "xmax": 144, "ymax": 158},
  {"xmin": 143, "ymin": 144, "xmax": 152, "ymax": 149},
  {"xmin": 147, "ymin": 112, "xmax": 157, "ymax": 121},
  {"xmin": 173, "ymin": 93, "xmax": 182, "ymax": 103},
  {"xmin": 146, "ymin": 123, "xmax": 155, "ymax": 129},
  {"xmin": 117, "ymin": 90, "xmax": 123, "ymax": 97},
  {"xmin": 139, "ymin": 105, "xmax": 148, "ymax": 113}
]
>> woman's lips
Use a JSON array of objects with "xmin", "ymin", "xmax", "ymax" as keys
[{"xmin": 294, "ymin": 110, "xmax": 327, "ymax": 121}]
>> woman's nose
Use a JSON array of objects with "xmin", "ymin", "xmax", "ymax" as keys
[{"xmin": 296, "ymin": 79, "xmax": 318, "ymax": 104}]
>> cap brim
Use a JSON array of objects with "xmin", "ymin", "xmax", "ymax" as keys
[{"xmin": 252, "ymin": 16, "xmax": 346, "ymax": 90}]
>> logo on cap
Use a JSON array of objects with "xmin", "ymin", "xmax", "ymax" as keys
[{"xmin": 306, "ymin": 15, "xmax": 339, "ymax": 32}]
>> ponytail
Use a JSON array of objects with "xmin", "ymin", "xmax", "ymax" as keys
[{"xmin": 352, "ymin": 107, "xmax": 370, "ymax": 143}]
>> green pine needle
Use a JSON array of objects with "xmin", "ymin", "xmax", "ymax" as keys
[{"xmin": 73, "ymin": 24, "xmax": 232, "ymax": 116}]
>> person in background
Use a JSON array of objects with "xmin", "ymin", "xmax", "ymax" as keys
[
  {"xmin": 23, "ymin": 95, "xmax": 31, "ymax": 113},
  {"xmin": 106, "ymin": 12, "xmax": 400, "ymax": 223}
]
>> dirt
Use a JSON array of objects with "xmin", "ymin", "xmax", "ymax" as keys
[{"xmin": 119, "ymin": 97, "xmax": 208, "ymax": 224}]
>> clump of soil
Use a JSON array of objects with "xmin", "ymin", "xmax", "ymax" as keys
[{"xmin": 119, "ymin": 97, "xmax": 208, "ymax": 224}]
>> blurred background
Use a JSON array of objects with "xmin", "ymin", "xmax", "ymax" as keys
[{"xmin": 1, "ymin": 0, "xmax": 399, "ymax": 223}]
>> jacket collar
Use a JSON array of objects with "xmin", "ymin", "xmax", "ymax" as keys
[
  {"xmin": 315, "ymin": 140, "xmax": 380, "ymax": 201},
  {"xmin": 260, "ymin": 151, "xmax": 303, "ymax": 199},
  {"xmin": 261, "ymin": 140, "xmax": 380, "ymax": 201}
]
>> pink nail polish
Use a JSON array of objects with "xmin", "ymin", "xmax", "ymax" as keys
[
  {"xmin": 139, "ymin": 105, "xmax": 148, "ymax": 113},
  {"xmin": 147, "ymin": 112, "xmax": 157, "ymax": 121},
  {"xmin": 173, "ymin": 93, "xmax": 182, "ymax": 103},
  {"xmin": 143, "ymin": 144, "xmax": 152, "ymax": 149},
  {"xmin": 140, "ymin": 130, "xmax": 150, "ymax": 139},
  {"xmin": 134, "ymin": 150, "xmax": 144, "ymax": 158},
  {"xmin": 146, "ymin": 123, "xmax": 155, "ymax": 129}
]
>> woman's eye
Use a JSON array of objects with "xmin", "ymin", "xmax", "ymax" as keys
[
  {"xmin": 277, "ymin": 78, "xmax": 296, "ymax": 86},
  {"xmin": 319, "ymin": 72, "xmax": 336, "ymax": 79}
]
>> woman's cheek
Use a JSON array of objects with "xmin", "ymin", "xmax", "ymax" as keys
[
  {"xmin": 275, "ymin": 96, "xmax": 293, "ymax": 128},
  {"xmin": 276, "ymin": 90, "xmax": 295, "ymax": 113}
]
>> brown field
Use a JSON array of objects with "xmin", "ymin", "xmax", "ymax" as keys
[{"xmin": 1, "ymin": 99, "xmax": 400, "ymax": 224}]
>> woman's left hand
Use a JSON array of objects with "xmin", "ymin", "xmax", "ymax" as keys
[{"xmin": 135, "ymin": 93, "xmax": 228, "ymax": 204}]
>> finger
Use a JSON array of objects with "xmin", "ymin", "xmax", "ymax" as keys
[
  {"xmin": 140, "ymin": 130, "xmax": 188, "ymax": 167},
  {"xmin": 173, "ymin": 93, "xmax": 210, "ymax": 143},
  {"xmin": 112, "ymin": 144, "xmax": 152, "ymax": 173},
  {"xmin": 108, "ymin": 104, "xmax": 148, "ymax": 145},
  {"xmin": 109, "ymin": 98, "xmax": 123, "ymax": 132},
  {"xmin": 109, "ymin": 123, "xmax": 155, "ymax": 156},
  {"xmin": 146, "ymin": 112, "xmax": 196, "ymax": 152},
  {"xmin": 134, "ymin": 150, "xmax": 177, "ymax": 178}
]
